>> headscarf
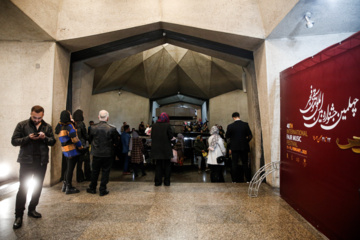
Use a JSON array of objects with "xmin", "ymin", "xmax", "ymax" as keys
[
  {"xmin": 60, "ymin": 110, "xmax": 71, "ymax": 123},
  {"xmin": 157, "ymin": 112, "xmax": 170, "ymax": 123},
  {"xmin": 132, "ymin": 130, "xmax": 139, "ymax": 139},
  {"xmin": 210, "ymin": 126, "xmax": 220, "ymax": 150},
  {"xmin": 73, "ymin": 109, "xmax": 84, "ymax": 122}
]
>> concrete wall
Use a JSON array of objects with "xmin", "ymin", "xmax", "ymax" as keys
[
  {"xmin": 88, "ymin": 90, "xmax": 150, "ymax": 132},
  {"xmin": 50, "ymin": 44, "xmax": 70, "ymax": 185},
  {"xmin": 209, "ymin": 90, "xmax": 248, "ymax": 130},
  {"xmin": 0, "ymin": 41, "xmax": 57, "ymax": 186},
  {"xmin": 253, "ymin": 32, "xmax": 355, "ymax": 187}
]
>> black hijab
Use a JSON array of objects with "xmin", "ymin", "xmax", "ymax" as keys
[{"xmin": 60, "ymin": 110, "xmax": 71, "ymax": 123}]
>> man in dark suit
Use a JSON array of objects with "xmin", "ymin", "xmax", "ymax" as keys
[{"xmin": 226, "ymin": 112, "xmax": 252, "ymax": 183}]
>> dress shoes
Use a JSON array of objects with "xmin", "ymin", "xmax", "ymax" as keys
[
  {"xmin": 99, "ymin": 190, "xmax": 109, "ymax": 196},
  {"xmin": 65, "ymin": 186, "xmax": 80, "ymax": 194},
  {"xmin": 86, "ymin": 188, "xmax": 96, "ymax": 194},
  {"xmin": 28, "ymin": 210, "xmax": 42, "ymax": 218},
  {"xmin": 13, "ymin": 217, "xmax": 23, "ymax": 229}
]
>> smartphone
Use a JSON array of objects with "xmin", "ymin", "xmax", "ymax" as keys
[{"xmin": 33, "ymin": 133, "xmax": 39, "ymax": 137}]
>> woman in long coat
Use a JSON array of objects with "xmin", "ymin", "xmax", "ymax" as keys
[
  {"xmin": 151, "ymin": 112, "xmax": 174, "ymax": 186},
  {"xmin": 130, "ymin": 131, "xmax": 146, "ymax": 177}
]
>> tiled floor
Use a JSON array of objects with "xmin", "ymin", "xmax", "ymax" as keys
[{"xmin": 0, "ymin": 167, "xmax": 327, "ymax": 240}]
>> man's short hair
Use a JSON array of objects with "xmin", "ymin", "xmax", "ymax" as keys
[
  {"xmin": 31, "ymin": 105, "xmax": 44, "ymax": 113},
  {"xmin": 99, "ymin": 110, "xmax": 109, "ymax": 121},
  {"xmin": 124, "ymin": 125, "xmax": 130, "ymax": 131},
  {"xmin": 232, "ymin": 112, "xmax": 240, "ymax": 118}
]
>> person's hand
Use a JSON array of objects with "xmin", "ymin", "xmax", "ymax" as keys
[
  {"xmin": 29, "ymin": 133, "xmax": 40, "ymax": 140},
  {"xmin": 38, "ymin": 131, "xmax": 46, "ymax": 139},
  {"xmin": 229, "ymin": 150, "xmax": 232, "ymax": 155},
  {"xmin": 201, "ymin": 150, "xmax": 205, "ymax": 153}
]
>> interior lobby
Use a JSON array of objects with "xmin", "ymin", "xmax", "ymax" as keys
[{"xmin": 1, "ymin": 0, "xmax": 359, "ymax": 239}]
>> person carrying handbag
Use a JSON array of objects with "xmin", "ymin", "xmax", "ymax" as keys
[{"xmin": 207, "ymin": 126, "xmax": 226, "ymax": 182}]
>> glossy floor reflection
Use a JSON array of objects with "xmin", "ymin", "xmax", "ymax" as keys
[{"xmin": 0, "ymin": 177, "xmax": 327, "ymax": 240}]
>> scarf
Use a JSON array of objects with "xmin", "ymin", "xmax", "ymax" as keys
[
  {"xmin": 210, "ymin": 126, "xmax": 220, "ymax": 150},
  {"xmin": 157, "ymin": 112, "xmax": 170, "ymax": 123}
]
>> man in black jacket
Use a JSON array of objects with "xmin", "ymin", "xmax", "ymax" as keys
[
  {"xmin": 11, "ymin": 105, "xmax": 56, "ymax": 229},
  {"xmin": 87, "ymin": 110, "xmax": 119, "ymax": 196},
  {"xmin": 226, "ymin": 112, "xmax": 252, "ymax": 183}
]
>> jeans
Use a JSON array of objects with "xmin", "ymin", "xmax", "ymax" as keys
[
  {"xmin": 196, "ymin": 156, "xmax": 207, "ymax": 169},
  {"xmin": 122, "ymin": 153, "xmax": 130, "ymax": 172},
  {"xmin": 89, "ymin": 156, "xmax": 113, "ymax": 191},
  {"xmin": 15, "ymin": 158, "xmax": 47, "ymax": 217}
]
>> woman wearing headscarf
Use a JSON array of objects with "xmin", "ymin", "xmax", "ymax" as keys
[
  {"xmin": 207, "ymin": 126, "xmax": 226, "ymax": 182},
  {"xmin": 151, "ymin": 112, "xmax": 174, "ymax": 186},
  {"xmin": 57, "ymin": 110, "xmax": 84, "ymax": 194},
  {"xmin": 130, "ymin": 131, "xmax": 146, "ymax": 177},
  {"xmin": 72, "ymin": 109, "xmax": 90, "ymax": 182}
]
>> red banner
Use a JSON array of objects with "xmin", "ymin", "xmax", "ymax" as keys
[{"xmin": 280, "ymin": 32, "xmax": 360, "ymax": 239}]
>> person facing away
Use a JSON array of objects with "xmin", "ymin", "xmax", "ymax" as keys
[
  {"xmin": 138, "ymin": 121, "xmax": 145, "ymax": 136},
  {"xmin": 87, "ymin": 110, "xmax": 119, "ymax": 196},
  {"xmin": 11, "ymin": 105, "xmax": 56, "ymax": 229},
  {"xmin": 174, "ymin": 133, "xmax": 185, "ymax": 166},
  {"xmin": 72, "ymin": 109, "xmax": 91, "ymax": 182},
  {"xmin": 57, "ymin": 110, "xmax": 84, "ymax": 195},
  {"xmin": 151, "ymin": 112, "xmax": 174, "ymax": 186},
  {"xmin": 225, "ymin": 112, "xmax": 253, "ymax": 183},
  {"xmin": 121, "ymin": 124, "xmax": 131, "ymax": 175},
  {"xmin": 194, "ymin": 135, "xmax": 209, "ymax": 173},
  {"xmin": 207, "ymin": 126, "xmax": 226, "ymax": 182},
  {"xmin": 130, "ymin": 131, "xmax": 146, "ymax": 177}
]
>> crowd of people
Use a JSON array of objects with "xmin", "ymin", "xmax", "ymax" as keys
[{"xmin": 10, "ymin": 105, "xmax": 252, "ymax": 229}]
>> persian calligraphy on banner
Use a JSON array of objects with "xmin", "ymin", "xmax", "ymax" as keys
[{"xmin": 299, "ymin": 86, "xmax": 358, "ymax": 130}]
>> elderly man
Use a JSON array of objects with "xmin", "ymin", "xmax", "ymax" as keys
[
  {"xmin": 87, "ymin": 110, "xmax": 119, "ymax": 196},
  {"xmin": 11, "ymin": 105, "xmax": 56, "ymax": 229}
]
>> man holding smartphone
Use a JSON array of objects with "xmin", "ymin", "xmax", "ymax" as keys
[{"xmin": 11, "ymin": 105, "xmax": 56, "ymax": 229}]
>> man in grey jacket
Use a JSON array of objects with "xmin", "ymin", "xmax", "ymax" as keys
[{"xmin": 11, "ymin": 105, "xmax": 56, "ymax": 229}]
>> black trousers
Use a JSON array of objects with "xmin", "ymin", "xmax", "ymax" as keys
[
  {"xmin": 66, "ymin": 155, "xmax": 79, "ymax": 185},
  {"xmin": 155, "ymin": 159, "xmax": 171, "ymax": 185},
  {"xmin": 60, "ymin": 155, "xmax": 67, "ymax": 181},
  {"xmin": 15, "ymin": 158, "xmax": 47, "ymax": 217},
  {"xmin": 89, "ymin": 156, "xmax": 113, "ymax": 191},
  {"xmin": 209, "ymin": 164, "xmax": 225, "ymax": 183},
  {"xmin": 231, "ymin": 150, "xmax": 251, "ymax": 182},
  {"xmin": 76, "ymin": 150, "xmax": 91, "ymax": 181}
]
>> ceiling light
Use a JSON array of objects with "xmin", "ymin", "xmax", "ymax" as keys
[{"xmin": 304, "ymin": 12, "xmax": 314, "ymax": 29}]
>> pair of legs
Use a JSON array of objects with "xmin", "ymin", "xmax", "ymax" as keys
[
  {"xmin": 76, "ymin": 150, "xmax": 91, "ymax": 181},
  {"xmin": 122, "ymin": 153, "xmax": 130, "ymax": 173},
  {"xmin": 132, "ymin": 162, "xmax": 146, "ymax": 177},
  {"xmin": 89, "ymin": 156, "xmax": 113, "ymax": 192},
  {"xmin": 209, "ymin": 164, "xmax": 225, "ymax": 182},
  {"xmin": 65, "ymin": 155, "xmax": 80, "ymax": 186},
  {"xmin": 15, "ymin": 159, "xmax": 47, "ymax": 218},
  {"xmin": 154, "ymin": 159, "xmax": 171, "ymax": 186},
  {"xmin": 231, "ymin": 150, "xmax": 251, "ymax": 182},
  {"xmin": 196, "ymin": 156, "xmax": 208, "ymax": 171}
]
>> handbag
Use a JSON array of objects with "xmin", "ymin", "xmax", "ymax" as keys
[
  {"xmin": 216, "ymin": 156, "xmax": 227, "ymax": 164},
  {"xmin": 216, "ymin": 142, "xmax": 227, "ymax": 164},
  {"xmin": 202, "ymin": 152, "xmax": 208, "ymax": 157}
]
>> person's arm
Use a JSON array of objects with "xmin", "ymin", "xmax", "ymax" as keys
[
  {"xmin": 82, "ymin": 123, "xmax": 89, "ymax": 141},
  {"xmin": 68, "ymin": 124, "xmax": 83, "ymax": 149},
  {"xmin": 42, "ymin": 124, "xmax": 56, "ymax": 146},
  {"xmin": 11, "ymin": 122, "xmax": 31, "ymax": 147},
  {"xmin": 218, "ymin": 138, "xmax": 226, "ymax": 155},
  {"xmin": 246, "ymin": 124, "xmax": 253, "ymax": 142}
]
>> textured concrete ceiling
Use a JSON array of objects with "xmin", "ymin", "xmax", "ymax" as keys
[{"xmin": 93, "ymin": 44, "xmax": 244, "ymax": 100}]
